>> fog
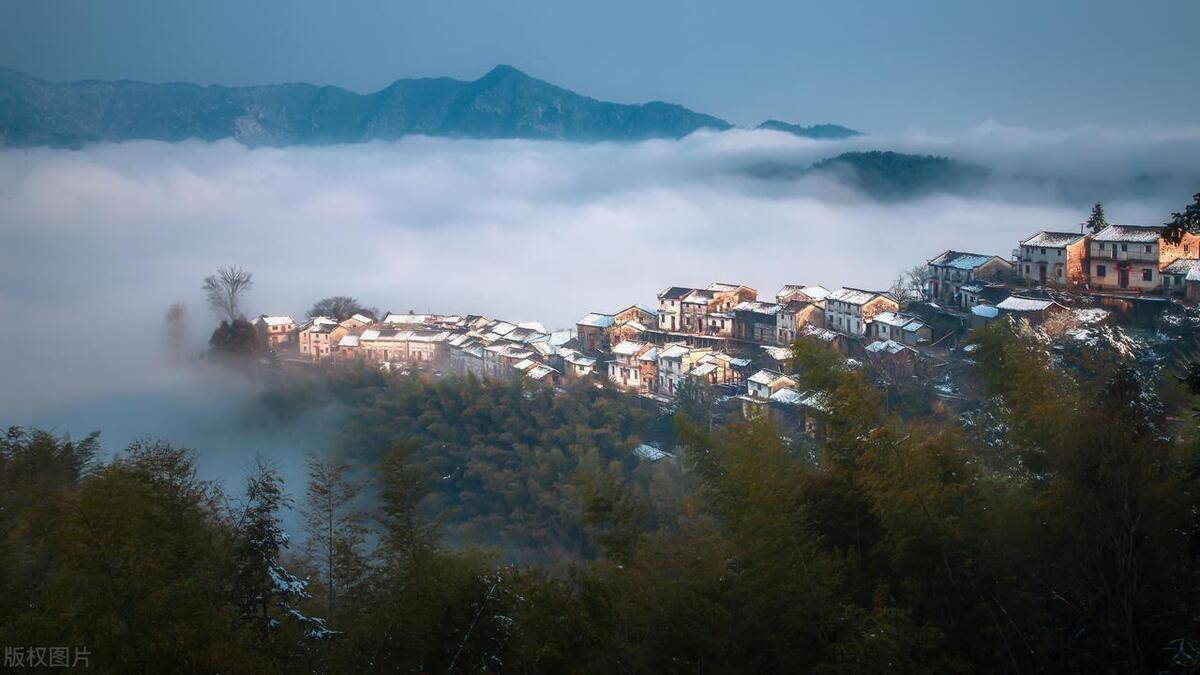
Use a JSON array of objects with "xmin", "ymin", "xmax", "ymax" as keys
[{"xmin": 1, "ymin": 125, "xmax": 1196, "ymax": 493}]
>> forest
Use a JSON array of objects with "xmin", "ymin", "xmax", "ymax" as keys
[{"xmin": 4, "ymin": 316, "xmax": 1200, "ymax": 674}]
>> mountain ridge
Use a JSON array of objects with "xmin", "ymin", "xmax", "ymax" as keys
[{"xmin": 0, "ymin": 65, "xmax": 868, "ymax": 148}]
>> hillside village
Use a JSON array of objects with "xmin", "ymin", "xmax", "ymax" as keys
[{"xmin": 251, "ymin": 222, "xmax": 1200, "ymax": 441}]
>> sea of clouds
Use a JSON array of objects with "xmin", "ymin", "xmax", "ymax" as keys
[{"xmin": 1, "ymin": 124, "xmax": 1197, "ymax": 484}]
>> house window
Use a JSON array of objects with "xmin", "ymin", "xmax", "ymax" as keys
[
  {"xmin": 1142, "ymin": 269, "xmax": 1152, "ymax": 282},
  {"xmin": 1144, "ymin": 245, "xmax": 1151, "ymax": 253},
  {"xmin": 1040, "ymin": 247, "xmax": 1046, "ymax": 254},
  {"xmin": 1024, "ymin": 265, "xmax": 1030, "ymax": 274},
  {"xmin": 1121, "ymin": 244, "xmax": 1128, "ymax": 252},
  {"xmin": 1099, "ymin": 242, "xmax": 1106, "ymax": 250},
  {"xmin": 1097, "ymin": 265, "xmax": 1107, "ymax": 277}
]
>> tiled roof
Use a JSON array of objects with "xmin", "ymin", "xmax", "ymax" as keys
[
  {"xmin": 1021, "ymin": 231, "xmax": 1086, "ymax": 248},
  {"xmin": 1092, "ymin": 224, "xmax": 1162, "ymax": 243},
  {"xmin": 927, "ymin": 250, "xmax": 1004, "ymax": 270}
]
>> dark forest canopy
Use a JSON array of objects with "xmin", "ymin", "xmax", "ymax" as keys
[{"xmin": 4, "ymin": 321, "xmax": 1200, "ymax": 672}]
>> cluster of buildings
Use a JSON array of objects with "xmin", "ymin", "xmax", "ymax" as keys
[{"xmin": 249, "ymin": 221, "xmax": 1200, "ymax": 442}]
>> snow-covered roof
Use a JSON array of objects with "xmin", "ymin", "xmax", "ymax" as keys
[
  {"xmin": 761, "ymin": 345, "xmax": 792, "ymax": 361},
  {"xmin": 688, "ymin": 363, "xmax": 719, "ymax": 377},
  {"xmin": 634, "ymin": 443, "xmax": 669, "ymax": 462},
  {"xmin": 769, "ymin": 387, "xmax": 804, "ymax": 406},
  {"xmin": 682, "ymin": 289, "xmax": 717, "ymax": 303},
  {"xmin": 971, "ymin": 305, "xmax": 1000, "ymax": 318},
  {"xmin": 1161, "ymin": 258, "xmax": 1200, "ymax": 275},
  {"xmin": 566, "ymin": 354, "xmax": 597, "ymax": 368},
  {"xmin": 1092, "ymin": 224, "xmax": 1162, "ymax": 242},
  {"xmin": 256, "ymin": 315, "xmax": 294, "ymax": 327},
  {"xmin": 638, "ymin": 347, "xmax": 659, "ymax": 362},
  {"xmin": 959, "ymin": 283, "xmax": 985, "ymax": 294},
  {"xmin": 517, "ymin": 321, "xmax": 548, "ymax": 334},
  {"xmin": 349, "ymin": 313, "xmax": 374, "ymax": 324},
  {"xmin": 866, "ymin": 339, "xmax": 914, "ymax": 355},
  {"xmin": 383, "ymin": 313, "xmax": 434, "ymax": 325},
  {"xmin": 578, "ymin": 313, "xmax": 615, "ymax": 328},
  {"xmin": 658, "ymin": 286, "xmax": 695, "ymax": 300},
  {"xmin": 548, "ymin": 330, "xmax": 573, "ymax": 346},
  {"xmin": 827, "ymin": 288, "xmax": 882, "ymax": 305},
  {"xmin": 733, "ymin": 301, "xmax": 782, "ymax": 315},
  {"xmin": 996, "ymin": 296, "xmax": 1058, "ymax": 312},
  {"xmin": 512, "ymin": 358, "xmax": 539, "ymax": 372},
  {"xmin": 748, "ymin": 369, "xmax": 789, "ymax": 386},
  {"xmin": 658, "ymin": 344, "xmax": 692, "ymax": 359},
  {"xmin": 338, "ymin": 335, "xmax": 359, "ymax": 347},
  {"xmin": 1189, "ymin": 268, "xmax": 1200, "ymax": 282},
  {"xmin": 928, "ymin": 250, "xmax": 1005, "ymax": 270},
  {"xmin": 800, "ymin": 391, "xmax": 831, "ymax": 413},
  {"xmin": 799, "ymin": 325, "xmax": 840, "ymax": 341},
  {"xmin": 619, "ymin": 320, "xmax": 648, "ymax": 332},
  {"xmin": 527, "ymin": 365, "xmax": 558, "ymax": 380},
  {"xmin": 1021, "ymin": 231, "xmax": 1085, "ymax": 248},
  {"xmin": 611, "ymin": 340, "xmax": 646, "ymax": 356}
]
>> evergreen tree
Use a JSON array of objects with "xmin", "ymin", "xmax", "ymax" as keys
[
  {"xmin": 1084, "ymin": 201, "xmax": 1107, "ymax": 233},
  {"xmin": 300, "ymin": 454, "xmax": 367, "ymax": 628}
]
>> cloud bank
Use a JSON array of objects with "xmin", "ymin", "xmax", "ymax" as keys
[{"xmin": 1, "ymin": 125, "xmax": 1196, "ymax": 445}]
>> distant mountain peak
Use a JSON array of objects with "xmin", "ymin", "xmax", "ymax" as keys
[{"xmin": 757, "ymin": 119, "xmax": 861, "ymax": 139}]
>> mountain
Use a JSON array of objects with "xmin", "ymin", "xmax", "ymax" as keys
[
  {"xmin": 0, "ymin": 65, "xmax": 733, "ymax": 147},
  {"xmin": 744, "ymin": 150, "xmax": 989, "ymax": 200},
  {"xmin": 755, "ymin": 119, "xmax": 861, "ymax": 139}
]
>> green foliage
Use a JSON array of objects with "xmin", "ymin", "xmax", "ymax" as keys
[
  {"xmin": 1163, "ymin": 191, "xmax": 1200, "ymax": 245},
  {"xmin": 1084, "ymin": 201, "xmax": 1107, "ymax": 234},
  {"xmin": 5, "ymin": 324, "xmax": 1200, "ymax": 671}
]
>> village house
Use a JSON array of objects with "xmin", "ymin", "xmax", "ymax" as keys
[
  {"xmin": 576, "ymin": 312, "xmax": 615, "ymax": 351},
  {"xmin": 825, "ymin": 288, "xmax": 899, "ymax": 338},
  {"xmin": 1159, "ymin": 258, "xmax": 1200, "ymax": 296},
  {"xmin": 732, "ymin": 301, "xmax": 782, "ymax": 343},
  {"xmin": 868, "ymin": 311, "xmax": 931, "ymax": 346},
  {"xmin": 298, "ymin": 317, "xmax": 338, "ymax": 358},
  {"xmin": 995, "ymin": 296, "xmax": 1068, "ymax": 325},
  {"xmin": 253, "ymin": 315, "xmax": 296, "ymax": 347},
  {"xmin": 1015, "ymin": 231, "xmax": 1087, "ymax": 287},
  {"xmin": 1188, "ymin": 268, "xmax": 1200, "ymax": 303},
  {"xmin": 970, "ymin": 304, "xmax": 999, "ymax": 329},
  {"xmin": 656, "ymin": 287, "xmax": 693, "ymax": 332},
  {"xmin": 608, "ymin": 340, "xmax": 656, "ymax": 392},
  {"xmin": 958, "ymin": 282, "xmax": 1010, "ymax": 308},
  {"xmin": 926, "ymin": 251, "xmax": 1013, "ymax": 307},
  {"xmin": 776, "ymin": 284, "xmax": 832, "ymax": 308},
  {"xmin": 776, "ymin": 300, "xmax": 825, "ymax": 345},
  {"xmin": 552, "ymin": 346, "xmax": 598, "ymax": 379},
  {"xmin": 1088, "ymin": 224, "xmax": 1200, "ymax": 292},
  {"xmin": 738, "ymin": 369, "xmax": 798, "ymax": 420},
  {"xmin": 358, "ymin": 329, "xmax": 451, "ymax": 364},
  {"xmin": 864, "ymin": 339, "xmax": 920, "ymax": 377},
  {"xmin": 656, "ymin": 344, "xmax": 712, "ymax": 396}
]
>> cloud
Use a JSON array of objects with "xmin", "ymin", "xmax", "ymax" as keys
[{"xmin": 0, "ymin": 126, "xmax": 1195, "ymax": 443}]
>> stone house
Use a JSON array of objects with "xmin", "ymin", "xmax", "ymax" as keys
[
  {"xmin": 826, "ymin": 288, "xmax": 899, "ymax": 338},
  {"xmin": 608, "ymin": 340, "xmax": 655, "ymax": 392},
  {"xmin": 776, "ymin": 301, "xmax": 825, "ymax": 345},
  {"xmin": 1159, "ymin": 258, "xmax": 1200, "ymax": 296},
  {"xmin": 1015, "ymin": 231, "xmax": 1087, "ymax": 287},
  {"xmin": 253, "ymin": 315, "xmax": 296, "ymax": 347},
  {"xmin": 576, "ymin": 312, "xmax": 615, "ymax": 351},
  {"xmin": 298, "ymin": 317, "xmax": 338, "ymax": 358},
  {"xmin": 732, "ymin": 301, "xmax": 782, "ymax": 343},
  {"xmin": 656, "ymin": 344, "xmax": 712, "ymax": 396},
  {"xmin": 995, "ymin": 296, "xmax": 1068, "ymax": 325},
  {"xmin": 868, "ymin": 311, "xmax": 931, "ymax": 346},
  {"xmin": 1088, "ymin": 224, "xmax": 1200, "ymax": 292},
  {"xmin": 926, "ymin": 251, "xmax": 1013, "ymax": 306},
  {"xmin": 776, "ymin": 284, "xmax": 832, "ymax": 308},
  {"xmin": 656, "ymin": 287, "xmax": 694, "ymax": 333},
  {"xmin": 739, "ymin": 369, "xmax": 797, "ymax": 420}
]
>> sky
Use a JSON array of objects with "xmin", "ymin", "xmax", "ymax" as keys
[{"xmin": 1, "ymin": 0, "xmax": 1197, "ymax": 132}]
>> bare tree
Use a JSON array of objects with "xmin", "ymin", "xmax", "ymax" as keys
[
  {"xmin": 202, "ymin": 265, "xmax": 253, "ymax": 322},
  {"xmin": 165, "ymin": 302, "xmax": 187, "ymax": 364}
]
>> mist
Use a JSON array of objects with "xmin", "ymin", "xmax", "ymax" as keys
[{"xmin": 1, "ymin": 125, "xmax": 1196, "ymax": 491}]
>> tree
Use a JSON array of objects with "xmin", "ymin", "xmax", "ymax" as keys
[
  {"xmin": 231, "ymin": 457, "xmax": 333, "ymax": 660},
  {"xmin": 308, "ymin": 296, "xmax": 368, "ymax": 322},
  {"xmin": 203, "ymin": 265, "xmax": 253, "ymax": 322},
  {"xmin": 1084, "ymin": 201, "xmax": 1107, "ymax": 234},
  {"xmin": 208, "ymin": 319, "xmax": 260, "ymax": 356},
  {"xmin": 165, "ymin": 302, "xmax": 187, "ymax": 365},
  {"xmin": 1162, "ymin": 191, "xmax": 1200, "ymax": 245},
  {"xmin": 300, "ymin": 454, "xmax": 367, "ymax": 627}
]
